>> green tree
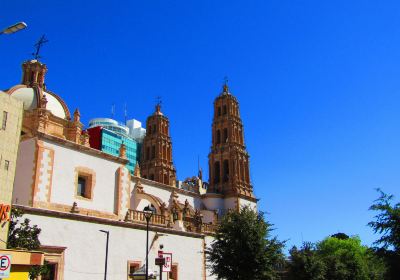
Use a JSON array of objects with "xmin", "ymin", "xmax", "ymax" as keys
[
  {"xmin": 318, "ymin": 236, "xmax": 386, "ymax": 280},
  {"xmin": 368, "ymin": 189, "xmax": 400, "ymax": 279},
  {"xmin": 287, "ymin": 236, "xmax": 386, "ymax": 280},
  {"xmin": 288, "ymin": 242, "xmax": 326, "ymax": 280},
  {"xmin": 368, "ymin": 189, "xmax": 400, "ymax": 252},
  {"xmin": 7, "ymin": 208, "xmax": 49, "ymax": 280},
  {"xmin": 7, "ymin": 208, "xmax": 41, "ymax": 250},
  {"xmin": 206, "ymin": 206, "xmax": 285, "ymax": 280}
]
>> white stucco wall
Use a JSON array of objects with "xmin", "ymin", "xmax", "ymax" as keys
[
  {"xmin": 135, "ymin": 181, "xmax": 201, "ymax": 211},
  {"xmin": 238, "ymin": 198, "xmax": 257, "ymax": 210},
  {"xmin": 13, "ymin": 138, "xmax": 36, "ymax": 205},
  {"xmin": 25, "ymin": 213, "xmax": 211, "ymax": 280},
  {"xmin": 44, "ymin": 140, "xmax": 123, "ymax": 213},
  {"xmin": 201, "ymin": 196, "xmax": 224, "ymax": 211}
]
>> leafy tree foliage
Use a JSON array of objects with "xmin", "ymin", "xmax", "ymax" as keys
[
  {"xmin": 288, "ymin": 242, "xmax": 326, "ymax": 280},
  {"xmin": 206, "ymin": 206, "xmax": 285, "ymax": 280},
  {"xmin": 7, "ymin": 208, "xmax": 49, "ymax": 280},
  {"xmin": 368, "ymin": 189, "xmax": 400, "ymax": 252},
  {"xmin": 368, "ymin": 189, "xmax": 400, "ymax": 279},
  {"xmin": 288, "ymin": 236, "xmax": 386, "ymax": 280},
  {"xmin": 7, "ymin": 208, "xmax": 41, "ymax": 250}
]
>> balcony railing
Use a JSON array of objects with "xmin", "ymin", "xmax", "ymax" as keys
[
  {"xmin": 126, "ymin": 209, "xmax": 166, "ymax": 226},
  {"xmin": 126, "ymin": 209, "xmax": 217, "ymax": 234}
]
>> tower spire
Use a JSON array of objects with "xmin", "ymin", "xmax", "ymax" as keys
[
  {"xmin": 207, "ymin": 84, "xmax": 254, "ymax": 198},
  {"xmin": 140, "ymin": 103, "xmax": 176, "ymax": 186}
]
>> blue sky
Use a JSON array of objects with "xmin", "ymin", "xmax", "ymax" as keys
[{"xmin": 2, "ymin": 0, "xmax": 400, "ymax": 252}]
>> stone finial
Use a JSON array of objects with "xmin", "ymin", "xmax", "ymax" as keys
[
  {"xmin": 119, "ymin": 143, "xmax": 127, "ymax": 159},
  {"xmin": 73, "ymin": 108, "xmax": 81, "ymax": 122},
  {"xmin": 171, "ymin": 189, "xmax": 179, "ymax": 202},
  {"xmin": 40, "ymin": 94, "xmax": 48, "ymax": 109},
  {"xmin": 135, "ymin": 180, "xmax": 144, "ymax": 193},
  {"xmin": 71, "ymin": 202, "xmax": 80, "ymax": 213},
  {"xmin": 133, "ymin": 162, "xmax": 141, "ymax": 177}
]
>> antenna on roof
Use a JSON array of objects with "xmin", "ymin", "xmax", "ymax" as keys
[
  {"xmin": 111, "ymin": 104, "xmax": 115, "ymax": 119},
  {"xmin": 124, "ymin": 102, "xmax": 127, "ymax": 124}
]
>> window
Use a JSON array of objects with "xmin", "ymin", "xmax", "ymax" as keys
[
  {"xmin": 128, "ymin": 261, "xmax": 141, "ymax": 279},
  {"xmin": 214, "ymin": 162, "xmax": 220, "ymax": 184},
  {"xmin": 77, "ymin": 176, "xmax": 86, "ymax": 197},
  {"xmin": 2, "ymin": 111, "xmax": 8, "ymax": 130},
  {"xmin": 223, "ymin": 160, "xmax": 229, "ymax": 182},
  {"xmin": 151, "ymin": 146, "xmax": 156, "ymax": 159},
  {"xmin": 223, "ymin": 105, "xmax": 227, "ymax": 115},
  {"xmin": 223, "ymin": 128, "xmax": 228, "ymax": 142},
  {"xmin": 146, "ymin": 147, "xmax": 150, "ymax": 160},
  {"xmin": 217, "ymin": 107, "xmax": 221, "ymax": 116},
  {"xmin": 75, "ymin": 167, "xmax": 95, "ymax": 200},
  {"xmin": 4, "ymin": 160, "xmax": 10, "ymax": 171},
  {"xmin": 216, "ymin": 130, "xmax": 221, "ymax": 144}
]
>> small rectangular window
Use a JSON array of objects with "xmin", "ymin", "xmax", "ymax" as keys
[
  {"xmin": 2, "ymin": 111, "xmax": 8, "ymax": 130},
  {"xmin": 4, "ymin": 160, "xmax": 10, "ymax": 171},
  {"xmin": 77, "ymin": 176, "xmax": 86, "ymax": 197}
]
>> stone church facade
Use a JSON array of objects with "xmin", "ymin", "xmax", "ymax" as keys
[{"xmin": 3, "ymin": 59, "xmax": 257, "ymax": 280}]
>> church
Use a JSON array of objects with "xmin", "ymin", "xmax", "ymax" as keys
[{"xmin": 2, "ymin": 58, "xmax": 257, "ymax": 280}]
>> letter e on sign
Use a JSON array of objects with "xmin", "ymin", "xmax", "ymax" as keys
[{"xmin": 0, "ymin": 254, "xmax": 11, "ymax": 278}]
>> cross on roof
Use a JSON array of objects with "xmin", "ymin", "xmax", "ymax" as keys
[{"xmin": 32, "ymin": 35, "xmax": 49, "ymax": 60}]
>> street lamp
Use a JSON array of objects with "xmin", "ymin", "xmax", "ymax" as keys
[
  {"xmin": 99, "ymin": 230, "xmax": 109, "ymax": 280},
  {"xmin": 0, "ymin": 22, "xmax": 27, "ymax": 35},
  {"xmin": 143, "ymin": 205, "xmax": 156, "ymax": 280}
]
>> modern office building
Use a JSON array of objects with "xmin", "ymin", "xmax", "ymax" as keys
[{"xmin": 87, "ymin": 118, "xmax": 145, "ymax": 174}]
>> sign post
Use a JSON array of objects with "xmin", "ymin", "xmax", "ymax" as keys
[{"xmin": 0, "ymin": 254, "xmax": 11, "ymax": 279}]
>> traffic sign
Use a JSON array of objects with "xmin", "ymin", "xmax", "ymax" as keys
[
  {"xmin": 0, "ymin": 254, "xmax": 11, "ymax": 278},
  {"xmin": 158, "ymin": 251, "xmax": 172, "ymax": 272}
]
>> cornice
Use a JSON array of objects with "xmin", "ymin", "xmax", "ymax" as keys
[{"xmin": 36, "ymin": 132, "xmax": 129, "ymax": 164}]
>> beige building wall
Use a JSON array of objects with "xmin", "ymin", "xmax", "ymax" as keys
[{"xmin": 0, "ymin": 91, "xmax": 23, "ymax": 249}]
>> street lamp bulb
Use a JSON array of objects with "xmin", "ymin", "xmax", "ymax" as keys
[{"xmin": 1, "ymin": 22, "xmax": 27, "ymax": 35}]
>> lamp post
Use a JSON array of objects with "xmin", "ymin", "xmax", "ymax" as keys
[
  {"xmin": 99, "ymin": 230, "xmax": 109, "ymax": 280},
  {"xmin": 0, "ymin": 22, "xmax": 27, "ymax": 35},
  {"xmin": 143, "ymin": 205, "xmax": 156, "ymax": 280}
]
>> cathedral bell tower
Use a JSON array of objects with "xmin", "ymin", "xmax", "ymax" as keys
[
  {"xmin": 207, "ymin": 83, "xmax": 254, "ymax": 198},
  {"xmin": 140, "ymin": 103, "xmax": 177, "ymax": 186}
]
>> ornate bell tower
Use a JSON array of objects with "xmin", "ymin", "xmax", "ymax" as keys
[
  {"xmin": 140, "ymin": 103, "xmax": 177, "ymax": 186},
  {"xmin": 207, "ymin": 83, "xmax": 254, "ymax": 198}
]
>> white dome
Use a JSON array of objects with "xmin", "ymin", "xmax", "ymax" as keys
[{"xmin": 10, "ymin": 87, "xmax": 67, "ymax": 119}]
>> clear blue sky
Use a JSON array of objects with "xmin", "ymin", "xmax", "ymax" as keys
[{"xmin": 2, "ymin": 0, "xmax": 400, "ymax": 252}]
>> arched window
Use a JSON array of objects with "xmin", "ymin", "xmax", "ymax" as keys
[
  {"xmin": 214, "ymin": 162, "xmax": 220, "ymax": 184},
  {"xmin": 151, "ymin": 145, "xmax": 156, "ymax": 159},
  {"xmin": 216, "ymin": 130, "xmax": 221, "ymax": 144},
  {"xmin": 223, "ymin": 128, "xmax": 228, "ymax": 143},
  {"xmin": 223, "ymin": 105, "xmax": 227, "ymax": 115},
  {"xmin": 217, "ymin": 107, "xmax": 221, "ymax": 116},
  {"xmin": 223, "ymin": 160, "xmax": 229, "ymax": 182},
  {"xmin": 146, "ymin": 147, "xmax": 150, "ymax": 160}
]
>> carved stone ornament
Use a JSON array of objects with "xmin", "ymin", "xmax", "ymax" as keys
[
  {"xmin": 133, "ymin": 162, "xmax": 141, "ymax": 177},
  {"xmin": 135, "ymin": 180, "xmax": 144, "ymax": 193}
]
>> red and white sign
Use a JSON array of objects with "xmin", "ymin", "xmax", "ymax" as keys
[
  {"xmin": 0, "ymin": 254, "xmax": 11, "ymax": 278},
  {"xmin": 158, "ymin": 251, "xmax": 172, "ymax": 272}
]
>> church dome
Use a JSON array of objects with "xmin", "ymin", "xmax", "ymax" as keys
[{"xmin": 9, "ymin": 87, "xmax": 68, "ymax": 119}]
